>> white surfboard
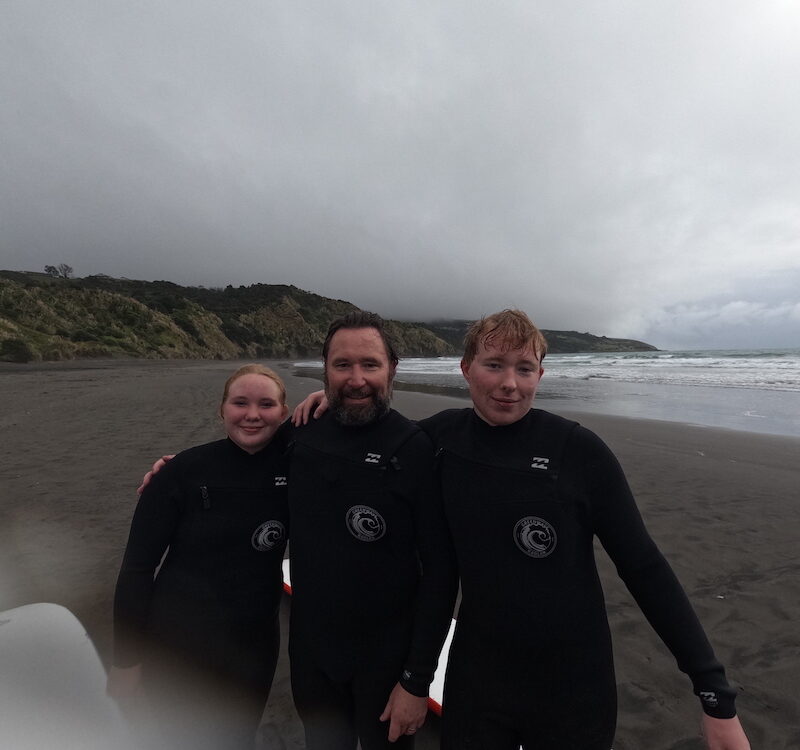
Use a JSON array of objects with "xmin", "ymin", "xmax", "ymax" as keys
[{"xmin": 0, "ymin": 603, "xmax": 134, "ymax": 750}]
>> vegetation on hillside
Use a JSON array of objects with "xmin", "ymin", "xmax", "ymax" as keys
[
  {"xmin": 0, "ymin": 272, "xmax": 451, "ymax": 362},
  {"xmin": 0, "ymin": 270, "xmax": 657, "ymax": 363},
  {"xmin": 422, "ymin": 320, "xmax": 657, "ymax": 354}
]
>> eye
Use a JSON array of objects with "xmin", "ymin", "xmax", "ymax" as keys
[{"xmin": 259, "ymin": 400, "xmax": 276, "ymax": 408}]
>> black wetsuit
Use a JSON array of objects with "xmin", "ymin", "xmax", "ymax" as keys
[
  {"xmin": 113, "ymin": 436, "xmax": 289, "ymax": 750},
  {"xmin": 420, "ymin": 408, "xmax": 737, "ymax": 750},
  {"xmin": 287, "ymin": 411, "xmax": 458, "ymax": 750}
]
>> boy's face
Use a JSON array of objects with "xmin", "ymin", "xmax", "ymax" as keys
[{"xmin": 461, "ymin": 340, "xmax": 543, "ymax": 426}]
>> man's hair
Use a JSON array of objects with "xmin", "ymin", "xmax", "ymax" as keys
[
  {"xmin": 322, "ymin": 310, "xmax": 400, "ymax": 366},
  {"xmin": 462, "ymin": 309, "xmax": 548, "ymax": 365}
]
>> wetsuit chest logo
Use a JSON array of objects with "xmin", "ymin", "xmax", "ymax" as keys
[
  {"xmin": 251, "ymin": 520, "xmax": 286, "ymax": 551},
  {"xmin": 513, "ymin": 516, "xmax": 557, "ymax": 558},
  {"xmin": 346, "ymin": 505, "xmax": 387, "ymax": 542},
  {"xmin": 274, "ymin": 475, "xmax": 287, "ymax": 486}
]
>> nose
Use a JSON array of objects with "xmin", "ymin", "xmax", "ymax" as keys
[
  {"xmin": 348, "ymin": 366, "xmax": 367, "ymax": 387},
  {"xmin": 245, "ymin": 403, "xmax": 261, "ymax": 420},
  {"xmin": 499, "ymin": 367, "xmax": 517, "ymax": 391}
]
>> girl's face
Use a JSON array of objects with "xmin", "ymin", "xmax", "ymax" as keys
[{"xmin": 221, "ymin": 373, "xmax": 288, "ymax": 453}]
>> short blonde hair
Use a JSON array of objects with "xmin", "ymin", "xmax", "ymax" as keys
[
  {"xmin": 462, "ymin": 309, "xmax": 547, "ymax": 365},
  {"xmin": 219, "ymin": 364, "xmax": 286, "ymax": 416}
]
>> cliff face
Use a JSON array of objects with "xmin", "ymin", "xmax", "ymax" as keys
[
  {"xmin": 422, "ymin": 319, "xmax": 658, "ymax": 354},
  {"xmin": 0, "ymin": 271, "xmax": 656, "ymax": 363},
  {"xmin": 0, "ymin": 273, "xmax": 452, "ymax": 362}
]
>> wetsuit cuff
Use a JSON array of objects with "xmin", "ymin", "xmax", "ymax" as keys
[
  {"xmin": 698, "ymin": 691, "xmax": 737, "ymax": 719},
  {"xmin": 399, "ymin": 669, "xmax": 432, "ymax": 698}
]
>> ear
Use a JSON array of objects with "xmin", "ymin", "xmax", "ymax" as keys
[{"xmin": 460, "ymin": 358, "xmax": 471, "ymax": 382}]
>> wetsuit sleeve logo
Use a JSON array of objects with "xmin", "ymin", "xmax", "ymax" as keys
[
  {"xmin": 513, "ymin": 516, "xmax": 557, "ymax": 558},
  {"xmin": 251, "ymin": 520, "xmax": 286, "ymax": 551},
  {"xmin": 699, "ymin": 691, "xmax": 719, "ymax": 708},
  {"xmin": 345, "ymin": 505, "xmax": 387, "ymax": 542}
]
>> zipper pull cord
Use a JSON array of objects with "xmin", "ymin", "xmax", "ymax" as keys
[{"xmin": 200, "ymin": 485, "xmax": 210, "ymax": 509}]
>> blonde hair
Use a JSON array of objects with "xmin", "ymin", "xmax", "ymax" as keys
[
  {"xmin": 462, "ymin": 309, "xmax": 547, "ymax": 365},
  {"xmin": 219, "ymin": 364, "xmax": 287, "ymax": 416}
]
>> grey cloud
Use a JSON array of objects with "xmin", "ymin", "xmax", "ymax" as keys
[{"xmin": 2, "ymin": 1, "xmax": 799, "ymax": 349}]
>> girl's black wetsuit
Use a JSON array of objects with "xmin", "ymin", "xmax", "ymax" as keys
[
  {"xmin": 420, "ymin": 408, "xmax": 737, "ymax": 750},
  {"xmin": 113, "ymin": 435, "xmax": 289, "ymax": 750}
]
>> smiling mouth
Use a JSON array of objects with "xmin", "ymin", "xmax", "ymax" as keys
[{"xmin": 343, "ymin": 390, "xmax": 373, "ymax": 401}]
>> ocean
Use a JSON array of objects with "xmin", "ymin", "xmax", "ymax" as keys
[{"xmin": 294, "ymin": 348, "xmax": 800, "ymax": 438}]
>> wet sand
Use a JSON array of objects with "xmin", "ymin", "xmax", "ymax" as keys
[{"xmin": 0, "ymin": 359, "xmax": 797, "ymax": 749}]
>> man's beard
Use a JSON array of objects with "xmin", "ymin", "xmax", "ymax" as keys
[{"xmin": 325, "ymin": 380, "xmax": 392, "ymax": 427}]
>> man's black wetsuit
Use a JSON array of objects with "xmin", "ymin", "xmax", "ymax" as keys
[
  {"xmin": 113, "ymin": 436, "xmax": 289, "ymax": 750},
  {"xmin": 420, "ymin": 408, "xmax": 737, "ymax": 750},
  {"xmin": 287, "ymin": 410, "xmax": 457, "ymax": 750}
]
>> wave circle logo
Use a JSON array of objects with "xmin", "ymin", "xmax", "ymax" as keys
[
  {"xmin": 251, "ymin": 520, "xmax": 286, "ymax": 551},
  {"xmin": 513, "ymin": 516, "xmax": 557, "ymax": 558},
  {"xmin": 346, "ymin": 505, "xmax": 387, "ymax": 542}
]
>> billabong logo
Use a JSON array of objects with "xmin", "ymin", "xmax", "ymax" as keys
[
  {"xmin": 365, "ymin": 452, "xmax": 381, "ymax": 464},
  {"xmin": 513, "ymin": 516, "xmax": 557, "ymax": 558},
  {"xmin": 251, "ymin": 520, "xmax": 286, "ymax": 551},
  {"xmin": 346, "ymin": 505, "xmax": 386, "ymax": 541},
  {"xmin": 699, "ymin": 691, "xmax": 719, "ymax": 708},
  {"xmin": 531, "ymin": 456, "xmax": 550, "ymax": 470},
  {"xmin": 274, "ymin": 475, "xmax": 287, "ymax": 486}
]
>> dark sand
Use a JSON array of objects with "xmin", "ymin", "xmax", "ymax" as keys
[{"xmin": 0, "ymin": 359, "xmax": 798, "ymax": 749}]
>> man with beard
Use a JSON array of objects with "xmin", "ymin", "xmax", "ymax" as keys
[
  {"xmin": 287, "ymin": 311, "xmax": 457, "ymax": 749},
  {"xmin": 136, "ymin": 312, "xmax": 457, "ymax": 749},
  {"xmin": 296, "ymin": 310, "xmax": 750, "ymax": 750}
]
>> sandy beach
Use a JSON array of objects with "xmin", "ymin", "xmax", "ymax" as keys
[{"xmin": 1, "ymin": 359, "xmax": 798, "ymax": 749}]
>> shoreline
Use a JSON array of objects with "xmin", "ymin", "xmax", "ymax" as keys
[
  {"xmin": 4, "ymin": 356, "xmax": 797, "ymax": 438},
  {"xmin": 0, "ymin": 359, "xmax": 797, "ymax": 749},
  {"xmin": 296, "ymin": 361, "xmax": 800, "ymax": 440}
]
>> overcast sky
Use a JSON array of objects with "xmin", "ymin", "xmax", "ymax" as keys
[{"xmin": 3, "ymin": 1, "xmax": 799, "ymax": 350}]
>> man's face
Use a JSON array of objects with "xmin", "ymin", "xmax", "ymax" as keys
[
  {"xmin": 461, "ymin": 340, "xmax": 543, "ymax": 426},
  {"xmin": 324, "ymin": 327, "xmax": 395, "ymax": 426}
]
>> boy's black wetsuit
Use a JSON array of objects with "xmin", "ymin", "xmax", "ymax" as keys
[
  {"xmin": 287, "ymin": 410, "xmax": 457, "ymax": 750},
  {"xmin": 420, "ymin": 408, "xmax": 737, "ymax": 750},
  {"xmin": 113, "ymin": 436, "xmax": 289, "ymax": 750}
]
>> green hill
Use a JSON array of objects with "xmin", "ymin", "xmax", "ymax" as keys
[
  {"xmin": 0, "ymin": 271, "xmax": 451, "ymax": 362},
  {"xmin": 0, "ymin": 270, "xmax": 657, "ymax": 363},
  {"xmin": 421, "ymin": 320, "xmax": 657, "ymax": 354}
]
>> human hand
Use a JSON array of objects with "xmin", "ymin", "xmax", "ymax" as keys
[
  {"xmin": 379, "ymin": 682, "xmax": 428, "ymax": 742},
  {"xmin": 136, "ymin": 454, "xmax": 175, "ymax": 494},
  {"xmin": 291, "ymin": 390, "xmax": 328, "ymax": 426},
  {"xmin": 701, "ymin": 714, "xmax": 750, "ymax": 750}
]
